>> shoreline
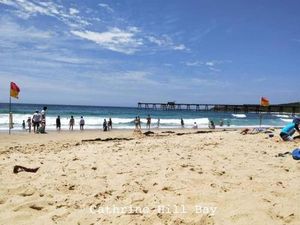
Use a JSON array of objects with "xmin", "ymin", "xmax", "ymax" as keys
[{"xmin": 0, "ymin": 124, "xmax": 284, "ymax": 133}]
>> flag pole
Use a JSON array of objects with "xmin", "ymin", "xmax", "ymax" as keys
[
  {"xmin": 9, "ymin": 89, "xmax": 11, "ymax": 135},
  {"xmin": 259, "ymin": 111, "xmax": 263, "ymax": 128}
]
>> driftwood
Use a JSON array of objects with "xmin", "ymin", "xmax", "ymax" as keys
[
  {"xmin": 176, "ymin": 131, "xmax": 212, "ymax": 136},
  {"xmin": 162, "ymin": 131, "xmax": 175, "ymax": 134},
  {"xmin": 13, "ymin": 165, "xmax": 39, "ymax": 174},
  {"xmin": 195, "ymin": 131, "xmax": 212, "ymax": 134},
  {"xmin": 143, "ymin": 131, "xmax": 155, "ymax": 136},
  {"xmin": 82, "ymin": 137, "xmax": 133, "ymax": 143}
]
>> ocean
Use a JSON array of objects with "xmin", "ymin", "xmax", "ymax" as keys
[{"xmin": 0, "ymin": 103, "xmax": 298, "ymax": 131}]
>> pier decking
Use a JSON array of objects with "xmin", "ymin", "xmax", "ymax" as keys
[{"xmin": 137, "ymin": 102, "xmax": 300, "ymax": 114}]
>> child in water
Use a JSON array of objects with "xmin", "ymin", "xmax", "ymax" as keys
[{"xmin": 22, "ymin": 120, "xmax": 26, "ymax": 130}]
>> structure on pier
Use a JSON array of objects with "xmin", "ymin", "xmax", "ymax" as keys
[{"xmin": 137, "ymin": 102, "xmax": 300, "ymax": 114}]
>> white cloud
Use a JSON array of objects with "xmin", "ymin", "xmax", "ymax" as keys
[
  {"xmin": 205, "ymin": 61, "xmax": 215, "ymax": 67},
  {"xmin": 147, "ymin": 36, "xmax": 166, "ymax": 46},
  {"xmin": 0, "ymin": 18, "xmax": 52, "ymax": 43},
  {"xmin": 173, "ymin": 44, "xmax": 187, "ymax": 50},
  {"xmin": 208, "ymin": 67, "xmax": 221, "ymax": 72},
  {"xmin": 147, "ymin": 35, "xmax": 188, "ymax": 51},
  {"xmin": 98, "ymin": 3, "xmax": 114, "ymax": 13},
  {"xmin": 0, "ymin": 0, "xmax": 189, "ymax": 55},
  {"xmin": 71, "ymin": 27, "xmax": 143, "ymax": 54},
  {"xmin": 185, "ymin": 60, "xmax": 231, "ymax": 73},
  {"xmin": 69, "ymin": 8, "xmax": 79, "ymax": 15},
  {"xmin": 0, "ymin": 0, "xmax": 89, "ymax": 29}
]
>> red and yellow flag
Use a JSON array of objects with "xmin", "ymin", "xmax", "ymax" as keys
[
  {"xmin": 10, "ymin": 82, "xmax": 20, "ymax": 99},
  {"xmin": 260, "ymin": 97, "xmax": 269, "ymax": 106}
]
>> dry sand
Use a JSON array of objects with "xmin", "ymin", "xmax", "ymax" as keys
[{"xmin": 0, "ymin": 129, "xmax": 299, "ymax": 225}]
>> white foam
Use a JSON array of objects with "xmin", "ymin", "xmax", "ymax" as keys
[
  {"xmin": 157, "ymin": 118, "xmax": 209, "ymax": 125},
  {"xmin": 280, "ymin": 118, "xmax": 293, "ymax": 123},
  {"xmin": 274, "ymin": 115, "xmax": 290, "ymax": 118},
  {"xmin": 232, "ymin": 114, "xmax": 247, "ymax": 118},
  {"xmin": 0, "ymin": 114, "xmax": 210, "ymax": 130}
]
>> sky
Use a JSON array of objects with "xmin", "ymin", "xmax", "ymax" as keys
[{"xmin": 0, "ymin": 0, "xmax": 299, "ymax": 107}]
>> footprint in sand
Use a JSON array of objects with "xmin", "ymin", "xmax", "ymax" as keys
[
  {"xmin": 19, "ymin": 188, "xmax": 36, "ymax": 197},
  {"xmin": 212, "ymin": 170, "xmax": 226, "ymax": 176},
  {"xmin": 29, "ymin": 204, "xmax": 43, "ymax": 210},
  {"xmin": 13, "ymin": 201, "xmax": 48, "ymax": 212},
  {"xmin": 269, "ymin": 209, "xmax": 296, "ymax": 224},
  {"xmin": 198, "ymin": 215, "xmax": 215, "ymax": 225}
]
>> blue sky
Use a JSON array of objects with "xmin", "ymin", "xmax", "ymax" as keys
[{"xmin": 0, "ymin": 0, "xmax": 299, "ymax": 106}]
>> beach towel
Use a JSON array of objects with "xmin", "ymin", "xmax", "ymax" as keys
[{"xmin": 292, "ymin": 148, "xmax": 300, "ymax": 160}]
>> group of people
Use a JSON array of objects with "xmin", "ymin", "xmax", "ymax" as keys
[
  {"xmin": 54, "ymin": 116, "xmax": 85, "ymax": 131},
  {"xmin": 134, "ymin": 115, "xmax": 154, "ymax": 130},
  {"xmin": 132, "ymin": 116, "xmax": 226, "ymax": 130},
  {"xmin": 23, "ymin": 107, "xmax": 48, "ymax": 133},
  {"xmin": 103, "ymin": 118, "xmax": 112, "ymax": 131},
  {"xmin": 65, "ymin": 116, "xmax": 86, "ymax": 131},
  {"xmin": 23, "ymin": 112, "xmax": 113, "ymax": 132},
  {"xmin": 66, "ymin": 116, "xmax": 113, "ymax": 131}
]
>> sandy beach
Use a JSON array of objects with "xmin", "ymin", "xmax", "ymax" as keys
[{"xmin": 0, "ymin": 129, "xmax": 299, "ymax": 225}]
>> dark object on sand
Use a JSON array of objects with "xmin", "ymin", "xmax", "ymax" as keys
[
  {"xmin": 144, "ymin": 131, "xmax": 155, "ymax": 136},
  {"xmin": 162, "ymin": 131, "xmax": 175, "ymax": 134},
  {"xmin": 293, "ymin": 135, "xmax": 300, "ymax": 139},
  {"xmin": 13, "ymin": 165, "xmax": 39, "ymax": 174},
  {"xmin": 264, "ymin": 130, "xmax": 273, "ymax": 134},
  {"xmin": 195, "ymin": 131, "xmax": 212, "ymax": 134},
  {"xmin": 269, "ymin": 134, "xmax": 274, "ymax": 138},
  {"xmin": 240, "ymin": 128, "xmax": 250, "ymax": 135},
  {"xmin": 82, "ymin": 137, "xmax": 133, "ymax": 142},
  {"xmin": 275, "ymin": 152, "xmax": 291, "ymax": 157}
]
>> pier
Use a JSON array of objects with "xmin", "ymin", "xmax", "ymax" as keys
[{"xmin": 137, "ymin": 102, "xmax": 300, "ymax": 114}]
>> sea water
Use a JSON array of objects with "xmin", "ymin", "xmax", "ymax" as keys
[{"xmin": 0, "ymin": 103, "xmax": 298, "ymax": 131}]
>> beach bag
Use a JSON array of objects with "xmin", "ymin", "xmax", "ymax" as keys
[{"xmin": 292, "ymin": 148, "xmax": 300, "ymax": 160}]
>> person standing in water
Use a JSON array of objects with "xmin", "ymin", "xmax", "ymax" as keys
[
  {"xmin": 32, "ymin": 111, "xmax": 41, "ymax": 133},
  {"xmin": 69, "ymin": 116, "xmax": 75, "ymax": 131},
  {"xmin": 103, "ymin": 119, "xmax": 108, "ymax": 131},
  {"xmin": 181, "ymin": 118, "xmax": 184, "ymax": 128},
  {"xmin": 146, "ymin": 115, "xmax": 151, "ymax": 130},
  {"xmin": 193, "ymin": 122, "xmax": 198, "ymax": 129},
  {"xmin": 56, "ymin": 116, "xmax": 61, "ymax": 131},
  {"xmin": 41, "ymin": 106, "xmax": 47, "ymax": 131},
  {"xmin": 41, "ymin": 106, "xmax": 47, "ymax": 119},
  {"xmin": 134, "ymin": 117, "xmax": 139, "ymax": 130},
  {"xmin": 137, "ymin": 116, "xmax": 141, "ymax": 129},
  {"xmin": 27, "ymin": 117, "xmax": 32, "ymax": 133},
  {"xmin": 22, "ymin": 120, "xmax": 26, "ymax": 130},
  {"xmin": 157, "ymin": 118, "xmax": 160, "ymax": 128},
  {"xmin": 108, "ymin": 118, "xmax": 112, "ymax": 130},
  {"xmin": 209, "ymin": 120, "xmax": 215, "ymax": 129},
  {"xmin": 80, "ymin": 116, "xmax": 85, "ymax": 131}
]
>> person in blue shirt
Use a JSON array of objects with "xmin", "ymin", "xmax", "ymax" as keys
[{"xmin": 280, "ymin": 118, "xmax": 300, "ymax": 141}]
